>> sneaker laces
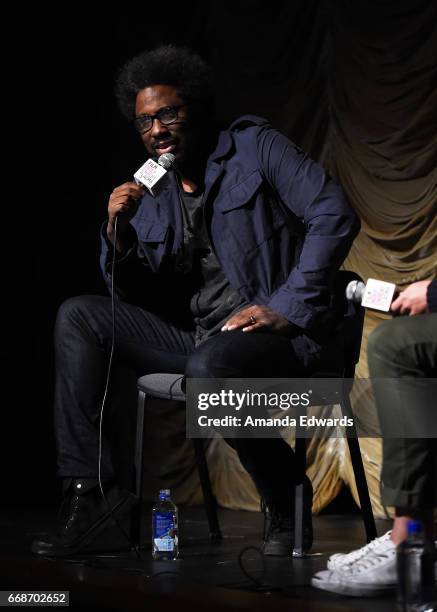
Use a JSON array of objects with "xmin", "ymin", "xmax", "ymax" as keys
[
  {"xmin": 340, "ymin": 539, "xmax": 396, "ymax": 575},
  {"xmin": 332, "ymin": 531, "xmax": 392, "ymax": 566}
]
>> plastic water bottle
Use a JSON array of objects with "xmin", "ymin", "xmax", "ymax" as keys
[
  {"xmin": 152, "ymin": 489, "xmax": 179, "ymax": 560},
  {"xmin": 397, "ymin": 520, "xmax": 436, "ymax": 611}
]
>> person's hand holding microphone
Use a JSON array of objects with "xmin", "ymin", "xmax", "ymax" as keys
[{"xmin": 107, "ymin": 182, "xmax": 145, "ymax": 253}]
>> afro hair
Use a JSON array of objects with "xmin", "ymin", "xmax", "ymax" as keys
[{"xmin": 115, "ymin": 45, "xmax": 214, "ymax": 121}]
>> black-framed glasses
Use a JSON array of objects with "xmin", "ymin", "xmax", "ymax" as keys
[{"xmin": 133, "ymin": 105, "xmax": 187, "ymax": 134}]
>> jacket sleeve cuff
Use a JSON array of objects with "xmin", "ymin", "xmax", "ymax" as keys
[
  {"xmin": 427, "ymin": 279, "xmax": 437, "ymax": 313},
  {"xmin": 267, "ymin": 290, "xmax": 315, "ymax": 330}
]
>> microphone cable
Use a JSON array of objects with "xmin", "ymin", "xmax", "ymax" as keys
[
  {"xmin": 95, "ymin": 161, "xmax": 175, "ymax": 559},
  {"xmin": 97, "ymin": 214, "xmax": 142, "ymax": 559}
]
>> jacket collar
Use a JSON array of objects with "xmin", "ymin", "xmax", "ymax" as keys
[
  {"xmin": 208, "ymin": 114, "xmax": 269, "ymax": 163},
  {"xmin": 208, "ymin": 129, "xmax": 233, "ymax": 163}
]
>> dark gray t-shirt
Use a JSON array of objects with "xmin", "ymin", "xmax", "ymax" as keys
[{"xmin": 179, "ymin": 189, "xmax": 248, "ymax": 345}]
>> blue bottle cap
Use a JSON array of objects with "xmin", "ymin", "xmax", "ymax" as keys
[
  {"xmin": 407, "ymin": 520, "xmax": 422, "ymax": 536},
  {"xmin": 159, "ymin": 489, "xmax": 171, "ymax": 500}
]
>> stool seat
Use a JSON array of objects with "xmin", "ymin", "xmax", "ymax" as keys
[{"xmin": 137, "ymin": 373, "xmax": 185, "ymax": 401}]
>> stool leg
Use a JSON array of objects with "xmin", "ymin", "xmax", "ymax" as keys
[
  {"xmin": 341, "ymin": 394, "xmax": 377, "ymax": 542},
  {"xmin": 131, "ymin": 390, "xmax": 147, "ymax": 547},
  {"xmin": 192, "ymin": 438, "xmax": 222, "ymax": 540},
  {"xmin": 346, "ymin": 436, "xmax": 377, "ymax": 542},
  {"xmin": 293, "ymin": 436, "xmax": 306, "ymax": 556}
]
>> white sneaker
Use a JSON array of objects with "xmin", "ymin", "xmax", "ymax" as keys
[
  {"xmin": 312, "ymin": 537, "xmax": 397, "ymax": 597},
  {"xmin": 327, "ymin": 530, "xmax": 392, "ymax": 570}
]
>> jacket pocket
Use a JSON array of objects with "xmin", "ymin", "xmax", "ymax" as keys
[
  {"xmin": 214, "ymin": 170, "xmax": 287, "ymax": 257},
  {"xmin": 221, "ymin": 170, "xmax": 264, "ymax": 211}
]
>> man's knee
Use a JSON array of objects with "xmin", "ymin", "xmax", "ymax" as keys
[
  {"xmin": 55, "ymin": 295, "xmax": 110, "ymax": 339},
  {"xmin": 368, "ymin": 314, "xmax": 436, "ymax": 376},
  {"xmin": 185, "ymin": 348, "xmax": 220, "ymax": 378},
  {"xmin": 368, "ymin": 318, "xmax": 395, "ymax": 350},
  {"xmin": 368, "ymin": 317, "xmax": 411, "ymax": 365},
  {"xmin": 185, "ymin": 338, "xmax": 239, "ymax": 378}
]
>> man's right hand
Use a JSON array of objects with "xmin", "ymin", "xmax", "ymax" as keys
[
  {"xmin": 107, "ymin": 182, "xmax": 145, "ymax": 250},
  {"xmin": 391, "ymin": 280, "xmax": 431, "ymax": 316}
]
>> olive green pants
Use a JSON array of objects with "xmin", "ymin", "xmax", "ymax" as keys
[{"xmin": 367, "ymin": 313, "xmax": 437, "ymax": 511}]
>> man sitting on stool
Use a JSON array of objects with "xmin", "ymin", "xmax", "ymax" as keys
[{"xmin": 31, "ymin": 45, "xmax": 360, "ymax": 558}]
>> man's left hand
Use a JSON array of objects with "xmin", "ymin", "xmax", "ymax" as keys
[{"xmin": 221, "ymin": 305, "xmax": 294, "ymax": 334}]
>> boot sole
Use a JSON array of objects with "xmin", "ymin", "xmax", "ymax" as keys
[{"xmin": 263, "ymin": 540, "xmax": 312, "ymax": 556}]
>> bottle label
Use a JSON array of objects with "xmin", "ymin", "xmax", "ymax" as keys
[{"xmin": 153, "ymin": 512, "xmax": 176, "ymax": 552}]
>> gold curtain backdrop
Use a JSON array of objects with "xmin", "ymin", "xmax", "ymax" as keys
[{"xmin": 144, "ymin": 0, "xmax": 437, "ymax": 518}]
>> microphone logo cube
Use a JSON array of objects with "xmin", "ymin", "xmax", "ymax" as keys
[
  {"xmin": 134, "ymin": 158, "xmax": 167, "ymax": 195},
  {"xmin": 361, "ymin": 278, "xmax": 396, "ymax": 312}
]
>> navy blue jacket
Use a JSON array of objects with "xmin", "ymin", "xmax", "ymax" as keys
[{"xmin": 101, "ymin": 116, "xmax": 360, "ymax": 333}]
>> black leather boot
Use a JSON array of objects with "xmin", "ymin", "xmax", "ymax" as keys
[
  {"xmin": 31, "ymin": 478, "xmax": 136, "ymax": 557},
  {"xmin": 262, "ymin": 476, "xmax": 313, "ymax": 556}
]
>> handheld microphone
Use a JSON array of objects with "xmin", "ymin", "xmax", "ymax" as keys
[
  {"xmin": 134, "ymin": 153, "xmax": 176, "ymax": 196},
  {"xmin": 346, "ymin": 278, "xmax": 397, "ymax": 312}
]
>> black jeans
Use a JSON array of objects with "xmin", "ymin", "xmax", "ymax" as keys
[{"xmin": 54, "ymin": 295, "xmax": 321, "ymax": 505}]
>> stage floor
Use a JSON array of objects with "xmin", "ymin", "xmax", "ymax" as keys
[{"xmin": 1, "ymin": 506, "xmax": 400, "ymax": 611}]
